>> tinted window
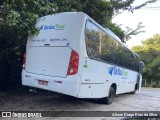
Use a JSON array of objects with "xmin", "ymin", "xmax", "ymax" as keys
[
  {"xmin": 85, "ymin": 21, "xmax": 101, "ymax": 60},
  {"xmin": 100, "ymin": 30, "xmax": 118, "ymax": 64},
  {"xmin": 85, "ymin": 20, "xmax": 140, "ymax": 72}
]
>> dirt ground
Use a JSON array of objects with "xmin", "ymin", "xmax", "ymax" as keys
[{"xmin": 0, "ymin": 87, "xmax": 160, "ymax": 120}]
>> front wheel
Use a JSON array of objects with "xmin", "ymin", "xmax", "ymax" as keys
[
  {"xmin": 100, "ymin": 87, "xmax": 115, "ymax": 105},
  {"xmin": 130, "ymin": 84, "xmax": 137, "ymax": 94}
]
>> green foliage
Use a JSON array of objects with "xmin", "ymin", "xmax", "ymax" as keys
[
  {"xmin": 1, "ymin": 0, "xmax": 56, "ymax": 34},
  {"xmin": 132, "ymin": 34, "xmax": 160, "ymax": 88},
  {"xmin": 0, "ymin": 24, "xmax": 27, "ymax": 91},
  {"xmin": 0, "ymin": 0, "xmax": 55, "ymax": 91}
]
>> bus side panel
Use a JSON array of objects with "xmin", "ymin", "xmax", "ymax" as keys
[
  {"xmin": 79, "ymin": 56, "xmax": 138, "ymax": 98},
  {"xmin": 79, "ymin": 32, "xmax": 136, "ymax": 97},
  {"xmin": 79, "ymin": 57, "xmax": 126, "ymax": 98},
  {"xmin": 78, "ymin": 83, "xmax": 111, "ymax": 98},
  {"xmin": 123, "ymin": 71, "xmax": 138, "ymax": 93},
  {"xmin": 78, "ymin": 25, "xmax": 124, "ymax": 98}
]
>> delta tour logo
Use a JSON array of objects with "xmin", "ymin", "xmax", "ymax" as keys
[
  {"xmin": 38, "ymin": 24, "xmax": 65, "ymax": 30},
  {"xmin": 108, "ymin": 66, "xmax": 128, "ymax": 77}
]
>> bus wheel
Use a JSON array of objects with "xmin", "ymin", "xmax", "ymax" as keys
[
  {"xmin": 130, "ymin": 84, "xmax": 137, "ymax": 94},
  {"xmin": 100, "ymin": 87, "xmax": 114, "ymax": 105}
]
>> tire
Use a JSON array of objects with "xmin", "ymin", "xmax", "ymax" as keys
[
  {"xmin": 130, "ymin": 90, "xmax": 136, "ymax": 94},
  {"xmin": 100, "ymin": 87, "xmax": 115, "ymax": 105},
  {"xmin": 130, "ymin": 84, "xmax": 137, "ymax": 94}
]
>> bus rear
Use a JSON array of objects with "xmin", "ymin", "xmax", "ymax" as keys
[{"xmin": 22, "ymin": 12, "xmax": 85, "ymax": 97}]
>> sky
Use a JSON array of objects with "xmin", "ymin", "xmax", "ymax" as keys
[{"xmin": 112, "ymin": 0, "xmax": 160, "ymax": 48}]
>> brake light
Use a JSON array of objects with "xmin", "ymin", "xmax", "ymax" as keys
[
  {"xmin": 23, "ymin": 52, "xmax": 26, "ymax": 69},
  {"xmin": 67, "ymin": 50, "xmax": 79, "ymax": 75}
]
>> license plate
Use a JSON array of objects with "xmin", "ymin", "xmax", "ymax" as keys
[{"xmin": 38, "ymin": 80, "xmax": 48, "ymax": 86}]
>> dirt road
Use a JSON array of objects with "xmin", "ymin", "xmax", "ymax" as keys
[{"xmin": 0, "ymin": 88, "xmax": 160, "ymax": 119}]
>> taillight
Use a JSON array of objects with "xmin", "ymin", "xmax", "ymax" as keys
[
  {"xmin": 23, "ymin": 52, "xmax": 26, "ymax": 69},
  {"xmin": 67, "ymin": 50, "xmax": 79, "ymax": 75}
]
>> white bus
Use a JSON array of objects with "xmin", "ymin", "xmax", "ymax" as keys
[{"xmin": 22, "ymin": 12, "xmax": 144, "ymax": 104}]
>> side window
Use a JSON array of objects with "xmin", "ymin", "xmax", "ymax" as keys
[
  {"xmin": 117, "ymin": 43, "xmax": 125, "ymax": 67},
  {"xmin": 135, "ymin": 61, "xmax": 140, "ymax": 72},
  {"xmin": 124, "ymin": 48, "xmax": 133, "ymax": 69},
  {"xmin": 101, "ymin": 32, "xmax": 116, "ymax": 63},
  {"xmin": 110, "ymin": 38, "xmax": 119, "ymax": 65},
  {"xmin": 85, "ymin": 20, "xmax": 140, "ymax": 72},
  {"xmin": 85, "ymin": 21, "xmax": 101, "ymax": 60},
  {"xmin": 134, "ymin": 55, "xmax": 140, "ymax": 72}
]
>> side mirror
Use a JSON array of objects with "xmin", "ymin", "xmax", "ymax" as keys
[{"xmin": 139, "ymin": 61, "xmax": 145, "ymax": 72}]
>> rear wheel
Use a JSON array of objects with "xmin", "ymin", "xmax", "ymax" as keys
[{"xmin": 100, "ymin": 87, "xmax": 115, "ymax": 105}]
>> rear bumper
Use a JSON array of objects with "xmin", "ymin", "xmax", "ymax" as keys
[{"xmin": 22, "ymin": 70, "xmax": 81, "ymax": 97}]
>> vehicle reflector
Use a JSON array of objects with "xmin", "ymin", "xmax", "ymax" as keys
[
  {"xmin": 67, "ymin": 49, "xmax": 79, "ymax": 75},
  {"xmin": 23, "ymin": 52, "xmax": 26, "ymax": 69}
]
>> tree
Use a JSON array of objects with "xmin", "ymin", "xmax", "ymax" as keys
[
  {"xmin": 124, "ymin": 22, "xmax": 145, "ymax": 43},
  {"xmin": 132, "ymin": 34, "xmax": 160, "ymax": 87},
  {"xmin": 0, "ymin": 0, "xmax": 55, "ymax": 91},
  {"xmin": 0, "ymin": 0, "xmax": 56, "ymax": 34},
  {"xmin": 125, "ymin": 0, "xmax": 158, "ymax": 13},
  {"xmin": 113, "ymin": 0, "xmax": 158, "ymax": 42}
]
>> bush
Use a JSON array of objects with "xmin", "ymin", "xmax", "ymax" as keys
[{"xmin": 0, "ymin": 25, "xmax": 26, "ymax": 91}]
